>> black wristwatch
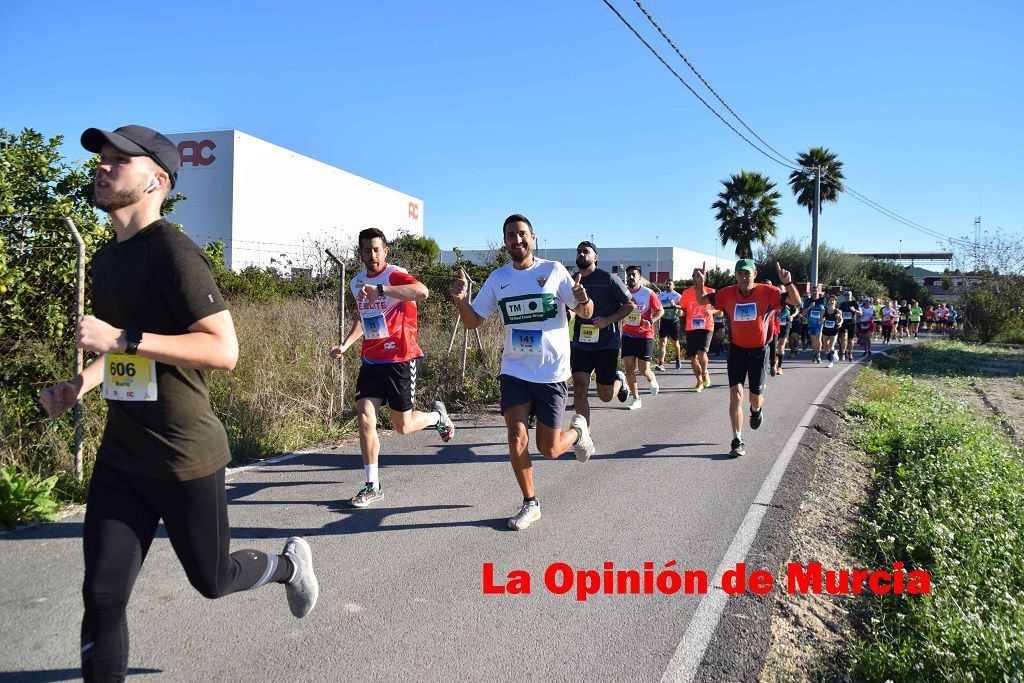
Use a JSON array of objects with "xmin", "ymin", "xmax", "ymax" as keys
[
  {"xmin": 125, "ymin": 328, "xmax": 142, "ymax": 355},
  {"xmin": 377, "ymin": 283, "xmax": 385, "ymax": 297}
]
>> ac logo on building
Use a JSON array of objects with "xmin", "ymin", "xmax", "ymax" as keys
[
  {"xmin": 408, "ymin": 202, "xmax": 420, "ymax": 220},
  {"xmin": 178, "ymin": 140, "xmax": 217, "ymax": 167}
]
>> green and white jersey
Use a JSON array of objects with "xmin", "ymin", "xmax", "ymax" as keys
[{"xmin": 472, "ymin": 258, "xmax": 577, "ymax": 383}]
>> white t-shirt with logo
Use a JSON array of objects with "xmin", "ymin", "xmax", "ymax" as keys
[{"xmin": 472, "ymin": 258, "xmax": 578, "ymax": 383}]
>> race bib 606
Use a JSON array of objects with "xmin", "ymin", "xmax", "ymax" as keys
[{"xmin": 102, "ymin": 353, "xmax": 157, "ymax": 401}]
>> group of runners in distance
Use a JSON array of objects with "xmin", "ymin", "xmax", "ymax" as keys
[{"xmin": 35, "ymin": 124, "xmax": 960, "ymax": 682}]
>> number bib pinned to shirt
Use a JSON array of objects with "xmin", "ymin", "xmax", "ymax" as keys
[
  {"xmin": 625, "ymin": 312, "xmax": 642, "ymax": 326},
  {"xmin": 691, "ymin": 317, "xmax": 706, "ymax": 329},
  {"xmin": 102, "ymin": 353, "xmax": 157, "ymax": 401},
  {"xmin": 733, "ymin": 303, "xmax": 757, "ymax": 322},
  {"xmin": 842, "ymin": 311, "xmax": 853, "ymax": 320},
  {"xmin": 578, "ymin": 324, "xmax": 599, "ymax": 343},
  {"xmin": 510, "ymin": 328, "xmax": 541, "ymax": 354},
  {"xmin": 361, "ymin": 312, "xmax": 390, "ymax": 340},
  {"xmin": 824, "ymin": 319, "xmax": 836, "ymax": 329}
]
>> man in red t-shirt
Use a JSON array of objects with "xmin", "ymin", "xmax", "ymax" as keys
[
  {"xmin": 330, "ymin": 228, "xmax": 456, "ymax": 507},
  {"xmin": 692, "ymin": 259, "xmax": 801, "ymax": 458},
  {"xmin": 679, "ymin": 284, "xmax": 716, "ymax": 392},
  {"xmin": 620, "ymin": 265, "xmax": 664, "ymax": 410}
]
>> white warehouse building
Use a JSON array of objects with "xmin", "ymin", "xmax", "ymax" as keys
[
  {"xmin": 164, "ymin": 130, "xmax": 423, "ymax": 271},
  {"xmin": 439, "ymin": 246, "xmax": 734, "ymax": 284}
]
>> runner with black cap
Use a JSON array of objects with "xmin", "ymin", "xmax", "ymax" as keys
[
  {"xmin": 691, "ymin": 258, "xmax": 801, "ymax": 458},
  {"xmin": 569, "ymin": 240, "xmax": 634, "ymax": 429},
  {"xmin": 39, "ymin": 125, "xmax": 318, "ymax": 682}
]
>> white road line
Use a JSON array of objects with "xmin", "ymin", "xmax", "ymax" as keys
[{"xmin": 660, "ymin": 347, "xmax": 891, "ymax": 683}]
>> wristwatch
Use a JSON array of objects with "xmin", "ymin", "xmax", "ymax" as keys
[
  {"xmin": 377, "ymin": 283, "xmax": 385, "ymax": 297},
  {"xmin": 125, "ymin": 328, "xmax": 142, "ymax": 355}
]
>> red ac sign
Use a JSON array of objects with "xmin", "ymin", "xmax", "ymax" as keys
[
  {"xmin": 178, "ymin": 140, "xmax": 217, "ymax": 167},
  {"xmin": 408, "ymin": 202, "xmax": 420, "ymax": 220}
]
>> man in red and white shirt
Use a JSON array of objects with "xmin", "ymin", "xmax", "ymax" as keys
[
  {"xmin": 692, "ymin": 259, "xmax": 801, "ymax": 458},
  {"xmin": 620, "ymin": 265, "xmax": 663, "ymax": 410},
  {"xmin": 680, "ymin": 282, "xmax": 716, "ymax": 393},
  {"xmin": 330, "ymin": 228, "xmax": 455, "ymax": 508}
]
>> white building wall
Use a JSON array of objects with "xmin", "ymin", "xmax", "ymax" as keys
[{"xmin": 165, "ymin": 130, "xmax": 423, "ymax": 271}]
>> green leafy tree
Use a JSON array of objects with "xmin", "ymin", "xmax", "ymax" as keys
[
  {"xmin": 788, "ymin": 146, "xmax": 845, "ymax": 214},
  {"xmin": 712, "ymin": 171, "xmax": 782, "ymax": 259}
]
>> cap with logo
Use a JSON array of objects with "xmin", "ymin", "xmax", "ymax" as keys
[
  {"xmin": 735, "ymin": 258, "xmax": 757, "ymax": 273},
  {"xmin": 81, "ymin": 125, "xmax": 180, "ymax": 189}
]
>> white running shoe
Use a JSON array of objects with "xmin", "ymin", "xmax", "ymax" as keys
[
  {"xmin": 826, "ymin": 360, "xmax": 834, "ymax": 368},
  {"xmin": 626, "ymin": 396, "xmax": 642, "ymax": 410},
  {"xmin": 282, "ymin": 537, "xmax": 318, "ymax": 618},
  {"xmin": 648, "ymin": 375, "xmax": 660, "ymax": 396},
  {"xmin": 569, "ymin": 414, "xmax": 595, "ymax": 463},
  {"xmin": 508, "ymin": 501, "xmax": 541, "ymax": 530}
]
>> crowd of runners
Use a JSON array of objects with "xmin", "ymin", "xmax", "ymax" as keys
[{"xmin": 34, "ymin": 125, "xmax": 964, "ymax": 682}]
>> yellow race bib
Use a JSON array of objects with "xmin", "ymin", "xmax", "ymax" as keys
[
  {"xmin": 578, "ymin": 324, "xmax": 599, "ymax": 343},
  {"xmin": 102, "ymin": 353, "xmax": 158, "ymax": 401}
]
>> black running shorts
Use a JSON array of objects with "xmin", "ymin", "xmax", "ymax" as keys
[
  {"xmin": 620, "ymin": 336, "xmax": 654, "ymax": 361},
  {"xmin": 685, "ymin": 330, "xmax": 712, "ymax": 358},
  {"xmin": 570, "ymin": 347, "xmax": 620, "ymax": 386},
  {"xmin": 355, "ymin": 360, "xmax": 417, "ymax": 412},
  {"xmin": 726, "ymin": 344, "xmax": 769, "ymax": 395},
  {"xmin": 658, "ymin": 318, "xmax": 680, "ymax": 340}
]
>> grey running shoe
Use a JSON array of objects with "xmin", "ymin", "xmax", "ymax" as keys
[
  {"xmin": 283, "ymin": 537, "xmax": 318, "ymax": 618},
  {"xmin": 615, "ymin": 371, "xmax": 629, "ymax": 402},
  {"xmin": 750, "ymin": 408, "xmax": 764, "ymax": 430},
  {"xmin": 626, "ymin": 395, "xmax": 642, "ymax": 411},
  {"xmin": 570, "ymin": 413, "xmax": 595, "ymax": 463},
  {"xmin": 648, "ymin": 375, "xmax": 660, "ymax": 396},
  {"xmin": 350, "ymin": 483, "xmax": 383, "ymax": 508},
  {"xmin": 508, "ymin": 501, "xmax": 541, "ymax": 530},
  {"xmin": 433, "ymin": 401, "xmax": 455, "ymax": 442},
  {"xmin": 729, "ymin": 438, "xmax": 746, "ymax": 458},
  {"xmin": 653, "ymin": 364, "xmax": 666, "ymax": 372}
]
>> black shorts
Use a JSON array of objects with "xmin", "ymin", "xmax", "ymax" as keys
[
  {"xmin": 658, "ymin": 318, "xmax": 680, "ymax": 340},
  {"xmin": 621, "ymin": 336, "xmax": 654, "ymax": 361},
  {"xmin": 726, "ymin": 344, "xmax": 769, "ymax": 395},
  {"xmin": 355, "ymin": 359, "xmax": 416, "ymax": 412},
  {"xmin": 685, "ymin": 330, "xmax": 712, "ymax": 358},
  {"xmin": 838, "ymin": 322, "xmax": 855, "ymax": 338},
  {"xmin": 898, "ymin": 319, "xmax": 909, "ymax": 329},
  {"xmin": 570, "ymin": 346, "xmax": 620, "ymax": 386},
  {"xmin": 499, "ymin": 374, "xmax": 568, "ymax": 429},
  {"xmin": 778, "ymin": 324, "xmax": 789, "ymax": 339},
  {"xmin": 822, "ymin": 326, "xmax": 840, "ymax": 337}
]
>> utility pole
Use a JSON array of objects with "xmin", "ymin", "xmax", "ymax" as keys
[
  {"xmin": 810, "ymin": 165, "xmax": 820, "ymax": 289},
  {"xmin": 655, "ymin": 235, "xmax": 660, "ymax": 284}
]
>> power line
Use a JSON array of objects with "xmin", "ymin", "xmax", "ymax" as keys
[
  {"xmin": 631, "ymin": 0, "xmax": 799, "ymax": 168},
  {"xmin": 600, "ymin": 0, "xmax": 799, "ymax": 170}
]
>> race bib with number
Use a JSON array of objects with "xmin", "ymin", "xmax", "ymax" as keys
[
  {"xmin": 842, "ymin": 311, "xmax": 853, "ymax": 320},
  {"xmin": 102, "ymin": 353, "xmax": 157, "ymax": 401},
  {"xmin": 510, "ymin": 328, "xmax": 541, "ymax": 354},
  {"xmin": 578, "ymin": 324, "xmax": 599, "ymax": 344},
  {"xmin": 691, "ymin": 317, "xmax": 706, "ymax": 329},
  {"xmin": 809, "ymin": 309, "xmax": 822, "ymax": 321},
  {"xmin": 733, "ymin": 303, "xmax": 757, "ymax": 322},
  {"xmin": 500, "ymin": 293, "xmax": 557, "ymax": 325},
  {"xmin": 361, "ymin": 312, "xmax": 389, "ymax": 340},
  {"xmin": 626, "ymin": 312, "xmax": 642, "ymax": 326},
  {"xmin": 824, "ymin": 319, "xmax": 836, "ymax": 329}
]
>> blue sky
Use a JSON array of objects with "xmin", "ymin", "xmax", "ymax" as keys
[{"xmin": 6, "ymin": 0, "xmax": 1022, "ymax": 258}]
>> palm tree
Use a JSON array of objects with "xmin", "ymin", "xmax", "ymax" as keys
[
  {"xmin": 712, "ymin": 170, "xmax": 782, "ymax": 258},
  {"xmin": 788, "ymin": 147, "xmax": 844, "ymax": 214}
]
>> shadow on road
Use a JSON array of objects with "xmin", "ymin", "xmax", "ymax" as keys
[{"xmin": 0, "ymin": 668, "xmax": 161, "ymax": 681}]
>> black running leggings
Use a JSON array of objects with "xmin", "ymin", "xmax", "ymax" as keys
[{"xmin": 81, "ymin": 462, "xmax": 290, "ymax": 682}]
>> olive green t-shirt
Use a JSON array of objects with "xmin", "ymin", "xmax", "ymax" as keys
[{"xmin": 90, "ymin": 219, "xmax": 230, "ymax": 481}]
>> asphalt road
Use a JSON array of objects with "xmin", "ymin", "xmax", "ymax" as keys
[{"xmin": 0, "ymin": 345, "xmax": 893, "ymax": 682}]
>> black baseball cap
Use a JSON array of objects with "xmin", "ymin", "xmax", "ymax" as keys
[
  {"xmin": 81, "ymin": 125, "xmax": 180, "ymax": 188},
  {"xmin": 577, "ymin": 240, "xmax": 598, "ymax": 254}
]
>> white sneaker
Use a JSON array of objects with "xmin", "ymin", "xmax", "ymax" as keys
[
  {"xmin": 569, "ymin": 414, "xmax": 595, "ymax": 463},
  {"xmin": 282, "ymin": 537, "xmax": 318, "ymax": 618},
  {"xmin": 826, "ymin": 360, "xmax": 834, "ymax": 368},
  {"xmin": 508, "ymin": 501, "xmax": 541, "ymax": 530},
  {"xmin": 626, "ymin": 396, "xmax": 642, "ymax": 410},
  {"xmin": 648, "ymin": 375, "xmax": 660, "ymax": 396}
]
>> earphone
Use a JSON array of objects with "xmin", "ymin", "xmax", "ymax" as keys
[{"xmin": 145, "ymin": 180, "xmax": 160, "ymax": 193}]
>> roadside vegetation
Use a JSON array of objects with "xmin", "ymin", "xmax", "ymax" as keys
[{"xmin": 845, "ymin": 341, "xmax": 1024, "ymax": 680}]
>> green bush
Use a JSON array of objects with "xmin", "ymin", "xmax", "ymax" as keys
[
  {"xmin": 846, "ymin": 360, "xmax": 1024, "ymax": 680},
  {"xmin": 0, "ymin": 465, "xmax": 60, "ymax": 529}
]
